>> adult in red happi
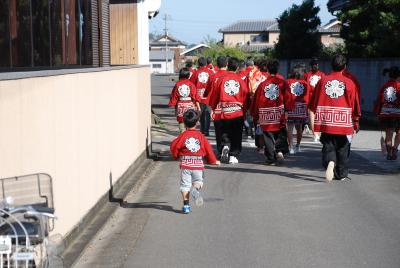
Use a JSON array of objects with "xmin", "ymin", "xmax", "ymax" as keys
[
  {"xmin": 203, "ymin": 56, "xmax": 229, "ymax": 155},
  {"xmin": 251, "ymin": 59, "xmax": 292, "ymax": 165},
  {"xmin": 208, "ymin": 57, "xmax": 250, "ymax": 164},
  {"xmin": 309, "ymin": 54, "xmax": 361, "ymax": 182}
]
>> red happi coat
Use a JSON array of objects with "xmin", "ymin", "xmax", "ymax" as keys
[
  {"xmin": 168, "ymin": 79, "xmax": 199, "ymax": 123},
  {"xmin": 170, "ymin": 129, "xmax": 217, "ymax": 170},
  {"xmin": 204, "ymin": 69, "xmax": 228, "ymax": 120},
  {"xmin": 208, "ymin": 71, "xmax": 250, "ymax": 120},
  {"xmin": 309, "ymin": 71, "xmax": 361, "ymax": 135},
  {"xmin": 250, "ymin": 75, "xmax": 292, "ymax": 132},
  {"xmin": 286, "ymin": 78, "xmax": 310, "ymax": 120},
  {"xmin": 373, "ymin": 80, "xmax": 400, "ymax": 118},
  {"xmin": 191, "ymin": 66, "xmax": 214, "ymax": 102},
  {"xmin": 188, "ymin": 67, "xmax": 197, "ymax": 80},
  {"xmin": 306, "ymin": 70, "xmax": 325, "ymax": 98}
]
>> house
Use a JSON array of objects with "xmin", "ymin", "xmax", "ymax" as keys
[
  {"xmin": 219, "ymin": 19, "xmax": 344, "ymax": 52},
  {"xmin": 150, "ymin": 34, "xmax": 186, "ymax": 72},
  {"xmin": 150, "ymin": 50, "xmax": 174, "ymax": 73},
  {"xmin": 180, "ymin": 43, "xmax": 210, "ymax": 63},
  {"xmin": 318, "ymin": 19, "xmax": 344, "ymax": 47},
  {"xmin": 0, "ymin": 0, "xmax": 160, "ymax": 242},
  {"xmin": 219, "ymin": 20, "xmax": 280, "ymax": 52}
]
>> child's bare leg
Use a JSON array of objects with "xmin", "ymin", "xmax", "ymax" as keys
[
  {"xmin": 295, "ymin": 123, "xmax": 303, "ymax": 145},
  {"xmin": 181, "ymin": 191, "xmax": 189, "ymax": 202},
  {"xmin": 287, "ymin": 123, "xmax": 295, "ymax": 149}
]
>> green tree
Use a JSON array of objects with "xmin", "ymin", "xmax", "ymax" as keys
[
  {"xmin": 200, "ymin": 43, "xmax": 248, "ymax": 61},
  {"xmin": 275, "ymin": 0, "xmax": 322, "ymax": 59},
  {"xmin": 338, "ymin": 0, "xmax": 400, "ymax": 57}
]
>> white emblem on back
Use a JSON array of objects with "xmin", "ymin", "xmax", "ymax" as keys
[
  {"xmin": 290, "ymin": 82, "xmax": 305, "ymax": 96},
  {"xmin": 264, "ymin": 84, "xmax": 279, "ymax": 100},
  {"xmin": 309, "ymin": 75, "xmax": 321, "ymax": 87},
  {"xmin": 178, "ymin": 84, "xmax": 190, "ymax": 97},
  {"xmin": 185, "ymin": 137, "xmax": 201, "ymax": 153},
  {"xmin": 325, "ymin": 80, "xmax": 345, "ymax": 99},
  {"xmin": 224, "ymin": 80, "xmax": 240, "ymax": 96},
  {"xmin": 384, "ymin": 87, "xmax": 397, "ymax": 102},
  {"xmin": 198, "ymin": 72, "xmax": 209, "ymax": 84}
]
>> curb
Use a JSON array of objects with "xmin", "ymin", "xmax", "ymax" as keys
[{"xmin": 61, "ymin": 151, "xmax": 155, "ymax": 267}]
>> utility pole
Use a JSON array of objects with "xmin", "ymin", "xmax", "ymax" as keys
[{"xmin": 163, "ymin": 13, "xmax": 169, "ymax": 73}]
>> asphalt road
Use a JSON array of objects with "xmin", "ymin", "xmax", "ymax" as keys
[{"xmin": 73, "ymin": 75, "xmax": 400, "ymax": 268}]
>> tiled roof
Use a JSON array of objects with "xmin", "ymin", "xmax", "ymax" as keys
[
  {"xmin": 318, "ymin": 24, "xmax": 341, "ymax": 33},
  {"xmin": 219, "ymin": 20, "xmax": 279, "ymax": 33},
  {"xmin": 219, "ymin": 19, "xmax": 340, "ymax": 34},
  {"xmin": 149, "ymin": 51, "xmax": 174, "ymax": 61},
  {"xmin": 150, "ymin": 34, "xmax": 187, "ymax": 47}
]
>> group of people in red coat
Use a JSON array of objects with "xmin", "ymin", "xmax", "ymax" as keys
[{"xmin": 169, "ymin": 54, "xmax": 365, "ymax": 213}]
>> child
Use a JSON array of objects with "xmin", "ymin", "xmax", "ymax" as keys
[
  {"xmin": 286, "ymin": 64, "xmax": 309, "ymax": 154},
  {"xmin": 373, "ymin": 66, "xmax": 400, "ymax": 160},
  {"xmin": 169, "ymin": 68, "xmax": 201, "ymax": 133},
  {"xmin": 170, "ymin": 109, "xmax": 220, "ymax": 214}
]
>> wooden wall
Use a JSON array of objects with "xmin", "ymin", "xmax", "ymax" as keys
[{"xmin": 110, "ymin": 4, "xmax": 138, "ymax": 65}]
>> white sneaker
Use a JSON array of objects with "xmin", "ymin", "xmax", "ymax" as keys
[
  {"xmin": 221, "ymin": 146, "xmax": 229, "ymax": 163},
  {"xmin": 276, "ymin": 152, "xmax": 284, "ymax": 162},
  {"xmin": 289, "ymin": 147, "xmax": 295, "ymax": 155},
  {"xmin": 325, "ymin": 161, "xmax": 335, "ymax": 182},
  {"xmin": 304, "ymin": 125, "xmax": 312, "ymax": 134},
  {"xmin": 313, "ymin": 135, "xmax": 320, "ymax": 143},
  {"xmin": 229, "ymin": 156, "xmax": 239, "ymax": 164},
  {"xmin": 295, "ymin": 144, "xmax": 301, "ymax": 153}
]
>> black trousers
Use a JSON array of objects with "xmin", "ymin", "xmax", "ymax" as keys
[
  {"xmin": 200, "ymin": 104, "xmax": 211, "ymax": 135},
  {"xmin": 263, "ymin": 128, "xmax": 289, "ymax": 163},
  {"xmin": 214, "ymin": 119, "xmax": 222, "ymax": 154},
  {"xmin": 320, "ymin": 133, "xmax": 351, "ymax": 179},
  {"xmin": 220, "ymin": 117, "xmax": 244, "ymax": 157}
]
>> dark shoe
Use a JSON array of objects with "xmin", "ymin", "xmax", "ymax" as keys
[
  {"xmin": 265, "ymin": 161, "xmax": 277, "ymax": 166},
  {"xmin": 391, "ymin": 149, "xmax": 398, "ymax": 160}
]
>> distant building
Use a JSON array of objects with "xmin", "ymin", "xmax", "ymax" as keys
[
  {"xmin": 318, "ymin": 19, "xmax": 344, "ymax": 47},
  {"xmin": 149, "ymin": 50, "xmax": 174, "ymax": 74},
  {"xmin": 219, "ymin": 19, "xmax": 344, "ymax": 52},
  {"xmin": 150, "ymin": 34, "xmax": 186, "ymax": 72},
  {"xmin": 219, "ymin": 20, "xmax": 280, "ymax": 52},
  {"xmin": 180, "ymin": 44, "xmax": 210, "ymax": 64}
]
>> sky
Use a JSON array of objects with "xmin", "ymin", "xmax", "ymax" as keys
[{"xmin": 149, "ymin": 0, "xmax": 335, "ymax": 45}]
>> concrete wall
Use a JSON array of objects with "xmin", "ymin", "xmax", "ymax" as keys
[
  {"xmin": 0, "ymin": 66, "xmax": 151, "ymax": 236},
  {"xmin": 150, "ymin": 60, "xmax": 174, "ymax": 74},
  {"xmin": 279, "ymin": 58, "xmax": 400, "ymax": 112}
]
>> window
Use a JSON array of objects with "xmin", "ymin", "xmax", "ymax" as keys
[
  {"xmin": 152, "ymin": 64, "xmax": 162, "ymax": 68},
  {"xmin": 0, "ymin": 0, "xmax": 10, "ymax": 68},
  {"xmin": 250, "ymin": 33, "xmax": 269, "ymax": 43},
  {"xmin": 1, "ymin": 0, "xmax": 95, "ymax": 72},
  {"xmin": 12, "ymin": 0, "xmax": 32, "ymax": 67}
]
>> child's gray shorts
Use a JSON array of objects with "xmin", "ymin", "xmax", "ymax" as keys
[{"xmin": 180, "ymin": 169, "xmax": 204, "ymax": 192}]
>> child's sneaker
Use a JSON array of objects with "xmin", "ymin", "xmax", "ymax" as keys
[
  {"xmin": 182, "ymin": 205, "xmax": 191, "ymax": 214},
  {"xmin": 221, "ymin": 146, "xmax": 230, "ymax": 163},
  {"xmin": 190, "ymin": 188, "xmax": 204, "ymax": 207},
  {"xmin": 295, "ymin": 144, "xmax": 301, "ymax": 153}
]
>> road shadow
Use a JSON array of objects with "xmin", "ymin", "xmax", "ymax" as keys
[{"xmin": 121, "ymin": 201, "xmax": 183, "ymax": 214}]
